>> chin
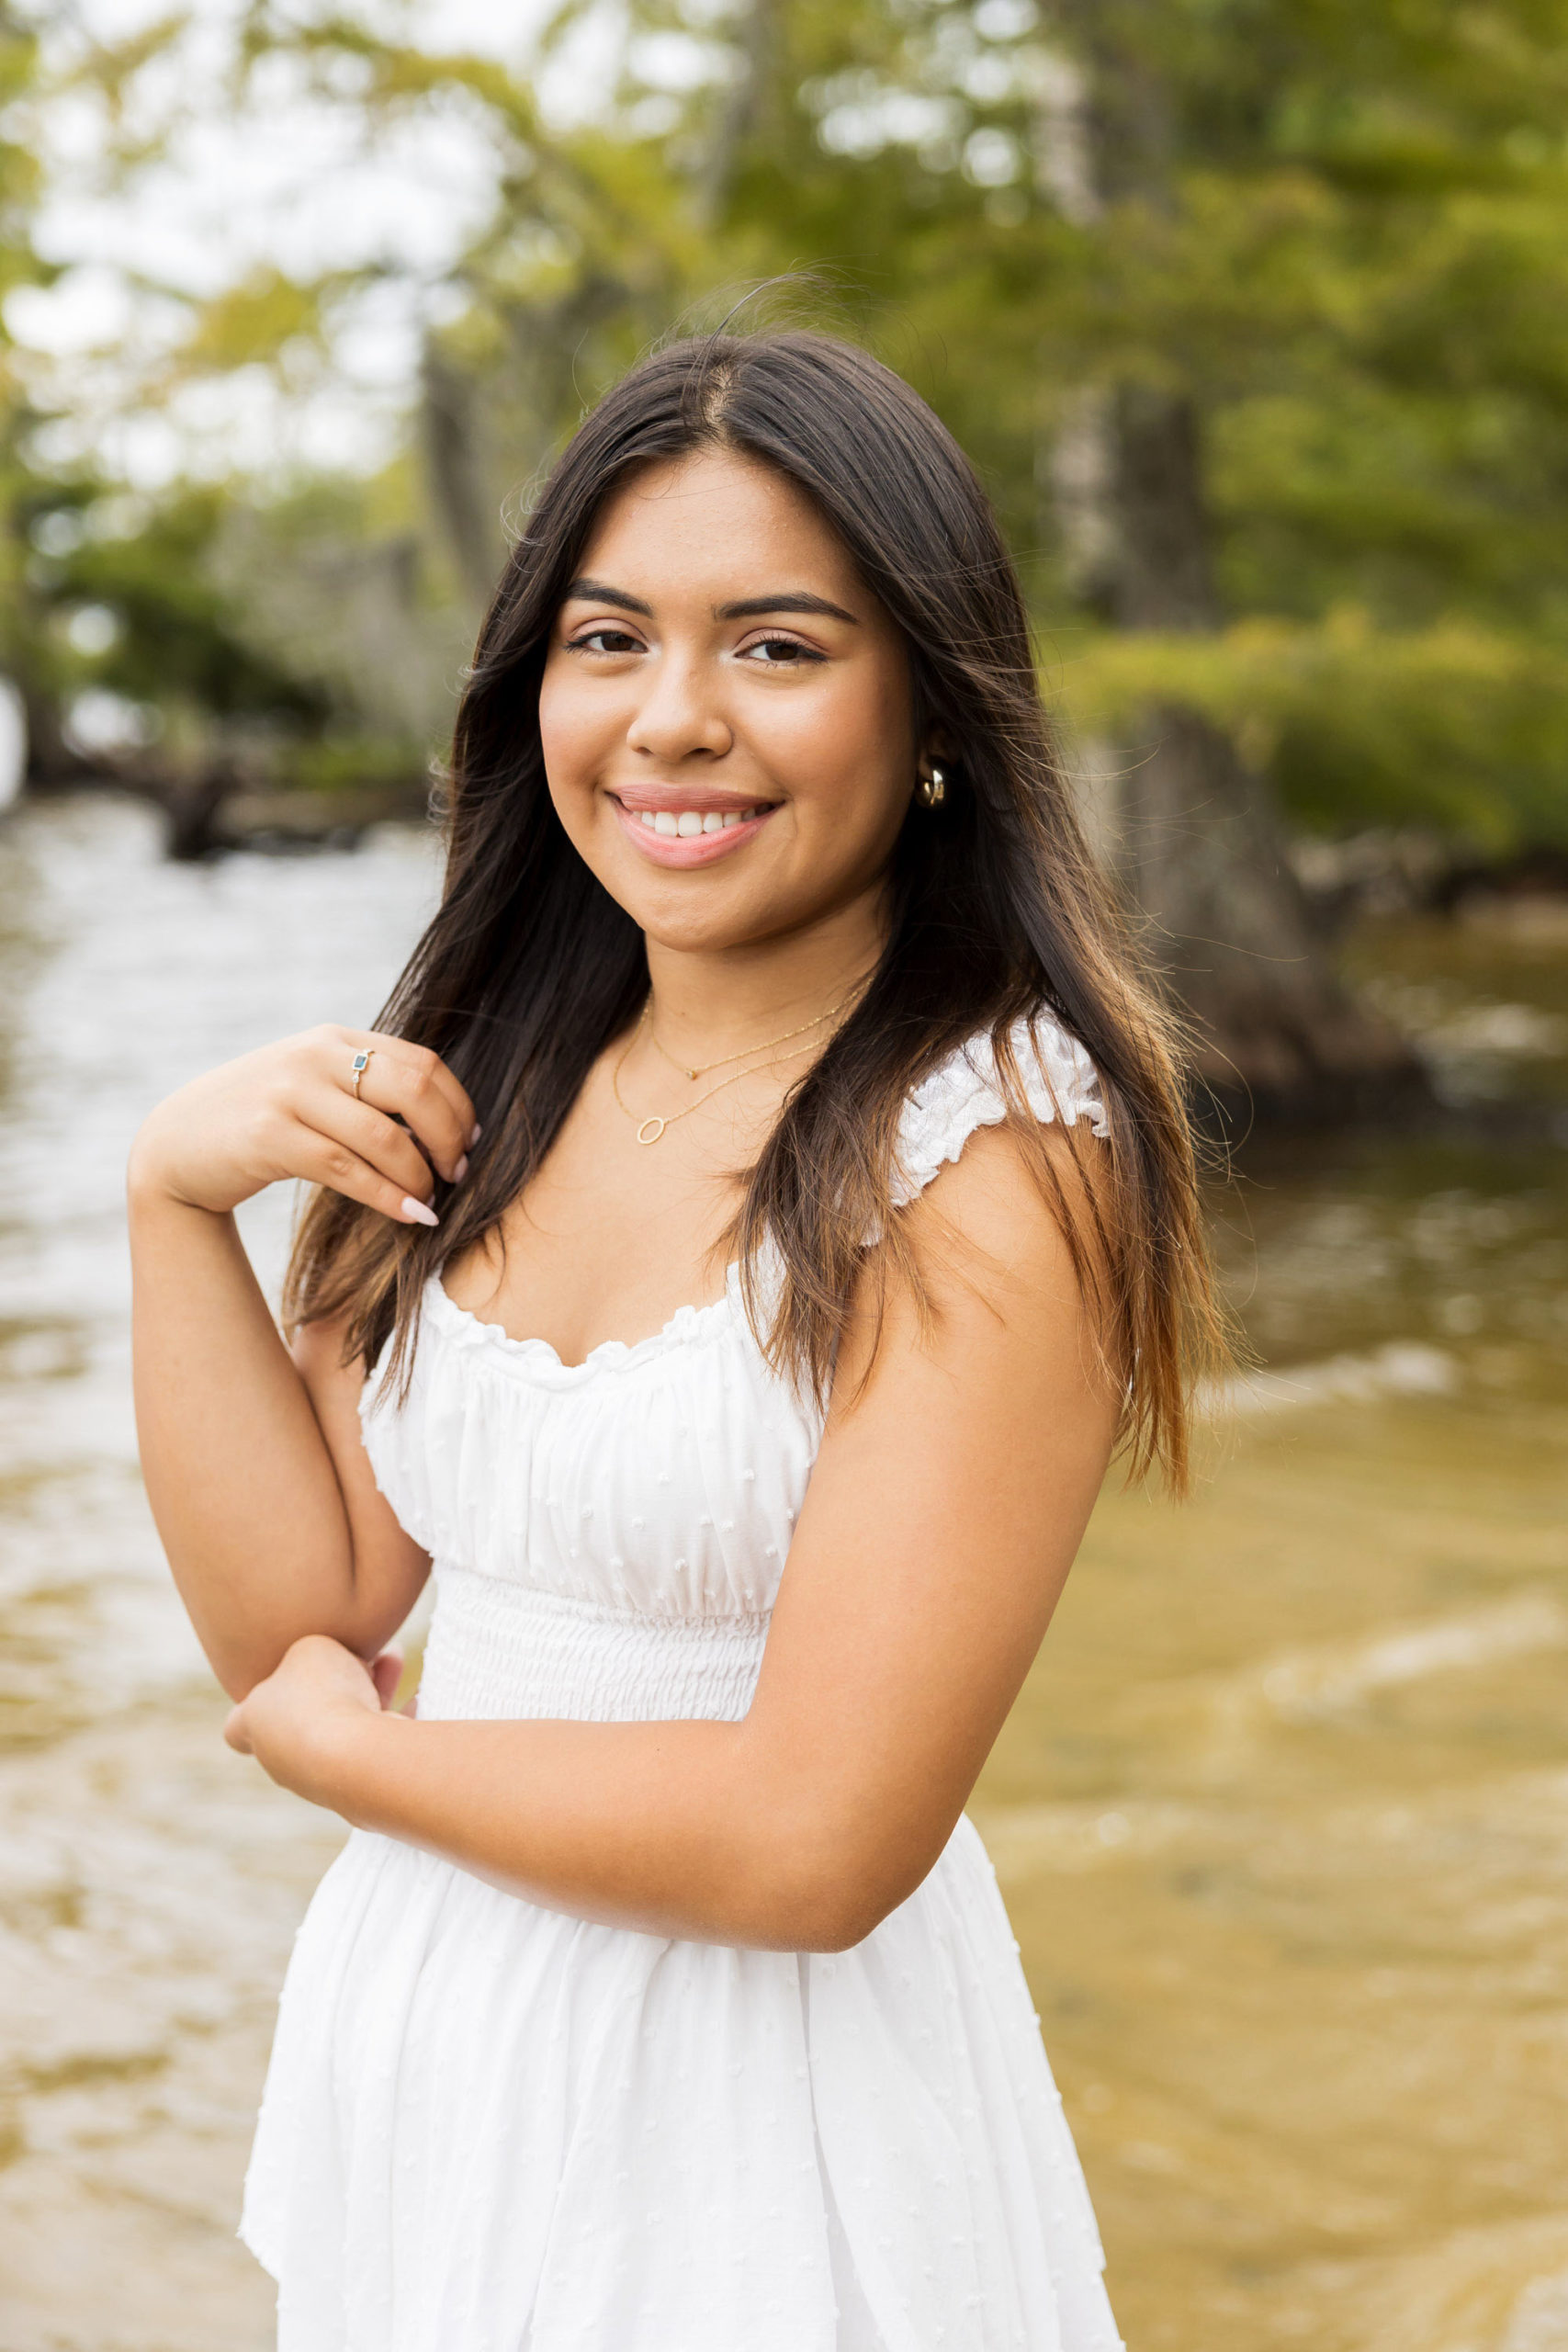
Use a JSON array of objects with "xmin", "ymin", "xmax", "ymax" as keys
[
  {"xmin": 599, "ymin": 852, "xmax": 773, "ymax": 951},
  {"xmin": 637, "ymin": 895, "xmax": 775, "ymax": 956}
]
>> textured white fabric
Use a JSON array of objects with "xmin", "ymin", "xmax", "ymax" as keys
[
  {"xmin": 890, "ymin": 1014, "xmax": 1110, "ymax": 1208},
  {"xmin": 242, "ymin": 1012, "xmax": 1122, "ymax": 2352}
]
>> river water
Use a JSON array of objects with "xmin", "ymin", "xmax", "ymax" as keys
[{"xmin": 1, "ymin": 794, "xmax": 1565, "ymax": 2351}]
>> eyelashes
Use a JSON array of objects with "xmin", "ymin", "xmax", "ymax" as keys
[
  {"xmin": 564, "ymin": 629, "xmax": 826, "ymax": 665},
  {"xmin": 745, "ymin": 636, "xmax": 826, "ymax": 666},
  {"xmin": 568, "ymin": 628, "xmax": 643, "ymax": 656}
]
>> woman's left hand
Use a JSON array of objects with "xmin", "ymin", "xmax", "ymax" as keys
[{"xmin": 224, "ymin": 1634, "xmax": 387, "ymax": 1804}]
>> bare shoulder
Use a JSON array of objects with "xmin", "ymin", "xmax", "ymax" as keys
[
  {"xmin": 832, "ymin": 1114, "xmax": 1118, "ymax": 1423},
  {"xmin": 894, "ymin": 1111, "xmax": 1113, "ymax": 1334}
]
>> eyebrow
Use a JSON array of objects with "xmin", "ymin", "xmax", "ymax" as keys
[
  {"xmin": 715, "ymin": 593, "xmax": 860, "ymax": 625},
  {"xmin": 562, "ymin": 578, "xmax": 860, "ymax": 627},
  {"xmin": 564, "ymin": 577, "xmax": 654, "ymax": 616}
]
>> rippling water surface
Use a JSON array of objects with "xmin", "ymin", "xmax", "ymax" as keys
[
  {"xmin": 0, "ymin": 798, "xmax": 439, "ymax": 2347},
  {"xmin": 2, "ymin": 797, "xmax": 1565, "ymax": 2350}
]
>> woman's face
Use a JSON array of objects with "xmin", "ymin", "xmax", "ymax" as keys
[{"xmin": 537, "ymin": 448, "xmax": 919, "ymax": 956}]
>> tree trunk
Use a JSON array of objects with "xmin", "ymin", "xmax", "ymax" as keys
[
  {"xmin": 1095, "ymin": 706, "xmax": 1417, "ymax": 1111},
  {"xmin": 1039, "ymin": 28, "xmax": 1424, "ymax": 1118},
  {"xmin": 420, "ymin": 344, "xmax": 505, "ymax": 612},
  {"xmin": 1034, "ymin": 16, "xmax": 1429, "ymax": 1119},
  {"xmin": 420, "ymin": 276, "xmax": 648, "ymax": 622},
  {"xmin": 695, "ymin": 0, "xmax": 775, "ymax": 227},
  {"xmin": 1079, "ymin": 385, "xmax": 1421, "ymax": 1115},
  {"xmin": 18, "ymin": 674, "xmax": 88, "ymax": 789}
]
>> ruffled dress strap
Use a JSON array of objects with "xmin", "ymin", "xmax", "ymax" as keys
[{"xmin": 891, "ymin": 1008, "xmax": 1109, "ymax": 1211}]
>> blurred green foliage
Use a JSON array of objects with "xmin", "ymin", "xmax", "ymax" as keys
[
  {"xmin": 35, "ymin": 487, "xmax": 328, "ymax": 720},
  {"xmin": 1063, "ymin": 616, "xmax": 1568, "ymax": 850},
  {"xmin": 13, "ymin": 0, "xmax": 1568, "ymax": 846}
]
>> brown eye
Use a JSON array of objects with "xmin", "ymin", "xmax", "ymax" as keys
[
  {"xmin": 743, "ymin": 636, "xmax": 822, "ymax": 665},
  {"xmin": 573, "ymin": 628, "xmax": 642, "ymax": 655}
]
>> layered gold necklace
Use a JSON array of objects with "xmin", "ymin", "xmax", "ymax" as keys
[{"xmin": 612, "ymin": 982, "xmax": 865, "ymax": 1146}]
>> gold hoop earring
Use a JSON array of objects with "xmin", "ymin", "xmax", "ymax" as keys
[{"xmin": 918, "ymin": 763, "xmax": 947, "ymax": 809}]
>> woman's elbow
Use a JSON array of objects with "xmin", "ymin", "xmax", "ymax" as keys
[
  {"xmin": 745, "ymin": 1819, "xmax": 933, "ymax": 1954},
  {"xmin": 799, "ymin": 1894, "xmax": 893, "ymax": 1955},
  {"xmin": 204, "ymin": 1630, "xmax": 290, "ymax": 1705}
]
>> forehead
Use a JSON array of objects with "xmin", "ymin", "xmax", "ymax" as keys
[{"xmin": 574, "ymin": 448, "xmax": 863, "ymax": 599}]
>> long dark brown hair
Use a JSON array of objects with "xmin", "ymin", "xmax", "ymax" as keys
[{"xmin": 286, "ymin": 329, "xmax": 1226, "ymax": 1488}]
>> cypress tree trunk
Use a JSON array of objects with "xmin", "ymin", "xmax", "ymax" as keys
[
  {"xmin": 1045, "ymin": 30, "xmax": 1423, "ymax": 1118},
  {"xmin": 1089, "ymin": 386, "xmax": 1419, "ymax": 1114},
  {"xmin": 420, "ymin": 345, "xmax": 503, "ymax": 612},
  {"xmin": 419, "ymin": 276, "xmax": 650, "ymax": 621}
]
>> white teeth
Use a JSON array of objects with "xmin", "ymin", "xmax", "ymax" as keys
[{"xmin": 633, "ymin": 804, "xmax": 762, "ymax": 836}]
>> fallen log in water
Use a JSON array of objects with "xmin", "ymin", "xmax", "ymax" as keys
[{"xmin": 18, "ymin": 750, "xmax": 431, "ymax": 859}]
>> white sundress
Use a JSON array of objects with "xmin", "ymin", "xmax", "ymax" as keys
[{"xmin": 241, "ymin": 1014, "xmax": 1123, "ymax": 2352}]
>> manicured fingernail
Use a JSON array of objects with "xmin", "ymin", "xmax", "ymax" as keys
[
  {"xmin": 469, "ymin": 1122, "xmax": 482, "ymax": 1145},
  {"xmin": 454, "ymin": 1154, "xmax": 468, "ymax": 1182},
  {"xmin": 401, "ymin": 1196, "xmax": 439, "ymax": 1227}
]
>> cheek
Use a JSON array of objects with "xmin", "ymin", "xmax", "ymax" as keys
[
  {"xmin": 537, "ymin": 664, "xmax": 612, "ymax": 803},
  {"xmin": 785, "ymin": 670, "xmax": 913, "ymax": 835}
]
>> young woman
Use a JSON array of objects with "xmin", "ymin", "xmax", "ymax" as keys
[{"xmin": 130, "ymin": 330, "xmax": 1220, "ymax": 2351}]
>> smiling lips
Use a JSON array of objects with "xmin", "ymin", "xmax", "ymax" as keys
[{"xmin": 611, "ymin": 791, "xmax": 778, "ymax": 867}]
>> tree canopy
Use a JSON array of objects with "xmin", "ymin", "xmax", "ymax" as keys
[{"xmin": 12, "ymin": 0, "xmax": 1568, "ymax": 851}]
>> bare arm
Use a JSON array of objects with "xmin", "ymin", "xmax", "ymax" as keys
[
  {"xmin": 129, "ymin": 1024, "xmax": 476, "ymax": 1697},
  {"xmin": 228, "ymin": 1124, "xmax": 1120, "ymax": 1948}
]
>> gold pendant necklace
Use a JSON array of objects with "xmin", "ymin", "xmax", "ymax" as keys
[
  {"xmin": 612, "ymin": 1025, "xmax": 786, "ymax": 1145},
  {"xmin": 645, "ymin": 980, "xmax": 865, "ymax": 1083},
  {"xmin": 612, "ymin": 982, "xmax": 865, "ymax": 1146}
]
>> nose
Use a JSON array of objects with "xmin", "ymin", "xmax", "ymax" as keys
[{"xmin": 626, "ymin": 648, "xmax": 732, "ymax": 764}]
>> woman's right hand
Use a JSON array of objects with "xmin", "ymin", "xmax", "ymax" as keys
[{"xmin": 128, "ymin": 1025, "xmax": 479, "ymax": 1227}]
